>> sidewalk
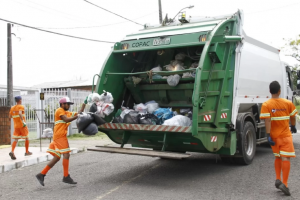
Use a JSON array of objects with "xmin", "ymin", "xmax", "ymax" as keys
[{"xmin": 0, "ymin": 147, "xmax": 78, "ymax": 174}]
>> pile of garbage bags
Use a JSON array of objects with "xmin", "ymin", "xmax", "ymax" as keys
[
  {"xmin": 113, "ymin": 100, "xmax": 192, "ymax": 127},
  {"xmin": 76, "ymin": 91, "xmax": 114, "ymax": 135},
  {"xmin": 148, "ymin": 53, "xmax": 198, "ymax": 87},
  {"xmin": 76, "ymin": 112, "xmax": 106, "ymax": 136}
]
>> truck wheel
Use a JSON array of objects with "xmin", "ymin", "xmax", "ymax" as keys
[{"xmin": 234, "ymin": 121, "xmax": 256, "ymax": 165}]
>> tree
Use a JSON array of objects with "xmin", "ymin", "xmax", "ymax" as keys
[{"xmin": 283, "ymin": 35, "xmax": 300, "ymax": 62}]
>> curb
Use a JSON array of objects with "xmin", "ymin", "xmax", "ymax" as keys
[{"xmin": 0, "ymin": 148, "xmax": 79, "ymax": 174}]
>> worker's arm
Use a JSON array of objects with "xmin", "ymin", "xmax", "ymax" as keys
[
  {"xmin": 18, "ymin": 110, "xmax": 24, "ymax": 122},
  {"xmin": 78, "ymin": 103, "xmax": 86, "ymax": 114},
  {"xmin": 290, "ymin": 116, "xmax": 297, "ymax": 133},
  {"xmin": 264, "ymin": 118, "xmax": 275, "ymax": 146},
  {"xmin": 60, "ymin": 115, "xmax": 78, "ymax": 123},
  {"xmin": 8, "ymin": 113, "xmax": 12, "ymax": 119}
]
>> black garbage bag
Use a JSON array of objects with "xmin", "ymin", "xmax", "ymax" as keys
[
  {"xmin": 138, "ymin": 114, "xmax": 158, "ymax": 125},
  {"xmin": 123, "ymin": 111, "xmax": 139, "ymax": 124},
  {"xmin": 112, "ymin": 116, "xmax": 123, "ymax": 123},
  {"xmin": 89, "ymin": 103, "xmax": 97, "ymax": 113},
  {"xmin": 92, "ymin": 113, "xmax": 107, "ymax": 126},
  {"xmin": 82, "ymin": 122, "xmax": 98, "ymax": 136},
  {"xmin": 76, "ymin": 112, "xmax": 94, "ymax": 133}
]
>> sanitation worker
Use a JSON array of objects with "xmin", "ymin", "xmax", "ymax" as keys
[
  {"xmin": 36, "ymin": 97, "xmax": 86, "ymax": 186},
  {"xmin": 260, "ymin": 81, "xmax": 297, "ymax": 196},
  {"xmin": 8, "ymin": 96, "xmax": 32, "ymax": 160}
]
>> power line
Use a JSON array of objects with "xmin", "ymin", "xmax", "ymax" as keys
[
  {"xmin": 246, "ymin": 2, "xmax": 300, "ymax": 14},
  {"xmin": 36, "ymin": 11, "xmax": 158, "ymax": 30},
  {"xmin": 22, "ymin": 0, "xmax": 101, "ymax": 24},
  {"xmin": 83, "ymin": 0, "xmax": 143, "ymax": 26},
  {"xmin": 0, "ymin": 18, "xmax": 115, "ymax": 43}
]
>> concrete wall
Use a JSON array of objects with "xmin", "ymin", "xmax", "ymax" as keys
[{"xmin": 0, "ymin": 107, "xmax": 11, "ymax": 145}]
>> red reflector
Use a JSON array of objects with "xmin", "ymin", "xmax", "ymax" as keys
[
  {"xmin": 190, "ymin": 143, "xmax": 198, "ymax": 145},
  {"xmin": 138, "ymin": 139, "xmax": 145, "ymax": 142}
]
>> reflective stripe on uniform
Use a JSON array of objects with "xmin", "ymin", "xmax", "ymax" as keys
[
  {"xmin": 260, "ymin": 113, "xmax": 270, "ymax": 117},
  {"xmin": 273, "ymin": 153, "xmax": 280, "ymax": 157},
  {"xmin": 56, "ymin": 148, "xmax": 71, "ymax": 153},
  {"xmin": 271, "ymin": 116, "xmax": 290, "ymax": 121},
  {"xmin": 280, "ymin": 151, "xmax": 296, "ymax": 156},
  {"xmin": 47, "ymin": 149, "xmax": 61, "ymax": 157},
  {"xmin": 290, "ymin": 109, "xmax": 297, "ymax": 116},
  {"xmin": 54, "ymin": 120, "xmax": 70, "ymax": 125},
  {"xmin": 12, "ymin": 115, "xmax": 20, "ymax": 118},
  {"xmin": 71, "ymin": 112, "xmax": 75, "ymax": 117}
]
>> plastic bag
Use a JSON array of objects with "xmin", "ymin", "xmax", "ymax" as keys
[
  {"xmin": 134, "ymin": 103, "xmax": 147, "ymax": 114},
  {"xmin": 146, "ymin": 102, "xmax": 159, "ymax": 114},
  {"xmin": 42, "ymin": 128, "xmax": 53, "ymax": 138},
  {"xmin": 167, "ymin": 74, "xmax": 181, "ymax": 87},
  {"xmin": 190, "ymin": 62, "xmax": 198, "ymax": 68},
  {"xmin": 99, "ymin": 91, "xmax": 113, "ymax": 103},
  {"xmin": 76, "ymin": 112, "xmax": 94, "ymax": 133},
  {"xmin": 82, "ymin": 122, "xmax": 98, "ymax": 136},
  {"xmin": 96, "ymin": 102, "xmax": 114, "ymax": 117},
  {"xmin": 89, "ymin": 103, "xmax": 98, "ymax": 113},
  {"xmin": 163, "ymin": 115, "xmax": 192, "ymax": 126},
  {"xmin": 112, "ymin": 116, "xmax": 123, "ymax": 123},
  {"xmin": 170, "ymin": 60, "xmax": 183, "ymax": 67},
  {"xmin": 180, "ymin": 108, "xmax": 192, "ymax": 115},
  {"xmin": 120, "ymin": 109, "xmax": 133, "ymax": 119},
  {"xmin": 164, "ymin": 64, "xmax": 174, "ymax": 71},
  {"xmin": 138, "ymin": 114, "xmax": 158, "ymax": 125},
  {"xmin": 182, "ymin": 72, "xmax": 194, "ymax": 78},
  {"xmin": 175, "ymin": 53, "xmax": 186, "ymax": 61},
  {"xmin": 87, "ymin": 93, "xmax": 93, "ymax": 104},
  {"xmin": 92, "ymin": 93, "xmax": 101, "ymax": 103},
  {"xmin": 132, "ymin": 76, "xmax": 142, "ymax": 85},
  {"xmin": 151, "ymin": 66, "xmax": 162, "ymax": 72},
  {"xmin": 123, "ymin": 111, "xmax": 140, "ymax": 124},
  {"xmin": 153, "ymin": 108, "xmax": 174, "ymax": 124},
  {"xmin": 152, "ymin": 74, "xmax": 162, "ymax": 79},
  {"xmin": 92, "ymin": 113, "xmax": 106, "ymax": 126},
  {"xmin": 174, "ymin": 64, "xmax": 185, "ymax": 71}
]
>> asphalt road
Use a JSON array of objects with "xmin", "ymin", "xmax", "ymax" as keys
[{"xmin": 2, "ymin": 135, "xmax": 300, "ymax": 200}]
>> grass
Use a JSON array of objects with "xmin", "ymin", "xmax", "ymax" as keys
[{"xmin": 67, "ymin": 132, "xmax": 108, "ymax": 140}]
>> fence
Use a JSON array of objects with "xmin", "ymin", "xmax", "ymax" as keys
[{"xmin": 0, "ymin": 88, "xmax": 91, "ymax": 140}]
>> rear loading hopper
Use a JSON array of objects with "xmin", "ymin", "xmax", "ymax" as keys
[{"xmin": 88, "ymin": 11, "xmax": 294, "ymax": 164}]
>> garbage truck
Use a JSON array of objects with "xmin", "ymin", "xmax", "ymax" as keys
[{"xmin": 87, "ymin": 10, "xmax": 296, "ymax": 164}]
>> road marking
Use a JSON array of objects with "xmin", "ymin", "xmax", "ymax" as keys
[{"xmin": 95, "ymin": 164, "xmax": 161, "ymax": 200}]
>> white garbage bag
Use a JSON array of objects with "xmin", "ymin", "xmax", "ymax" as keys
[
  {"xmin": 151, "ymin": 66, "xmax": 162, "ymax": 72},
  {"xmin": 167, "ymin": 74, "xmax": 181, "ymax": 86},
  {"xmin": 97, "ymin": 103, "xmax": 114, "ymax": 117},
  {"xmin": 162, "ymin": 115, "xmax": 192, "ymax": 126},
  {"xmin": 99, "ymin": 90, "xmax": 114, "ymax": 103},
  {"xmin": 120, "ymin": 109, "xmax": 133, "ymax": 119},
  {"xmin": 92, "ymin": 93, "xmax": 101, "ymax": 103},
  {"xmin": 146, "ymin": 102, "xmax": 159, "ymax": 114},
  {"xmin": 134, "ymin": 103, "xmax": 147, "ymax": 114},
  {"xmin": 42, "ymin": 128, "xmax": 53, "ymax": 138}
]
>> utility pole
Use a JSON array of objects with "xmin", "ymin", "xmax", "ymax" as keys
[
  {"xmin": 158, "ymin": 0, "xmax": 162, "ymax": 24},
  {"xmin": 7, "ymin": 23, "xmax": 13, "ymax": 107}
]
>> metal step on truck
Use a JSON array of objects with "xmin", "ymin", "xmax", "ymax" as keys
[{"xmin": 87, "ymin": 10, "xmax": 296, "ymax": 165}]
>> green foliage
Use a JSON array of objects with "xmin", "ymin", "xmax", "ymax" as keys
[{"xmin": 283, "ymin": 36, "xmax": 300, "ymax": 62}]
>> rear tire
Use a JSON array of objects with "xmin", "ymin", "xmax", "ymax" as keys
[{"xmin": 234, "ymin": 121, "xmax": 256, "ymax": 165}]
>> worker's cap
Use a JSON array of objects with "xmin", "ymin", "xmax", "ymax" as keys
[
  {"xmin": 59, "ymin": 97, "xmax": 74, "ymax": 105},
  {"xmin": 15, "ymin": 96, "xmax": 22, "ymax": 102}
]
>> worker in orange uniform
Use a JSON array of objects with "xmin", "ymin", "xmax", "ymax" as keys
[
  {"xmin": 9, "ymin": 96, "xmax": 32, "ymax": 160},
  {"xmin": 260, "ymin": 81, "xmax": 297, "ymax": 196},
  {"xmin": 36, "ymin": 96, "xmax": 86, "ymax": 186}
]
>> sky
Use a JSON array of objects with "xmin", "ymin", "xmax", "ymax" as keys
[{"xmin": 0, "ymin": 0, "xmax": 300, "ymax": 87}]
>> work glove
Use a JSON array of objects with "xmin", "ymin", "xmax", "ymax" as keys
[
  {"xmin": 22, "ymin": 122, "xmax": 27, "ymax": 127},
  {"xmin": 291, "ymin": 125, "xmax": 297, "ymax": 134},
  {"xmin": 266, "ymin": 134, "xmax": 275, "ymax": 146},
  {"xmin": 84, "ymin": 96, "xmax": 88, "ymax": 104}
]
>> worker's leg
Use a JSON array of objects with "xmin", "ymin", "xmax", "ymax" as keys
[
  {"xmin": 25, "ymin": 138, "xmax": 30, "ymax": 154},
  {"xmin": 274, "ymin": 157, "xmax": 282, "ymax": 180},
  {"xmin": 62, "ymin": 153, "xmax": 70, "ymax": 177},
  {"xmin": 281, "ymin": 157, "xmax": 291, "ymax": 187},
  {"xmin": 11, "ymin": 139, "xmax": 18, "ymax": 153},
  {"xmin": 41, "ymin": 156, "xmax": 60, "ymax": 175}
]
